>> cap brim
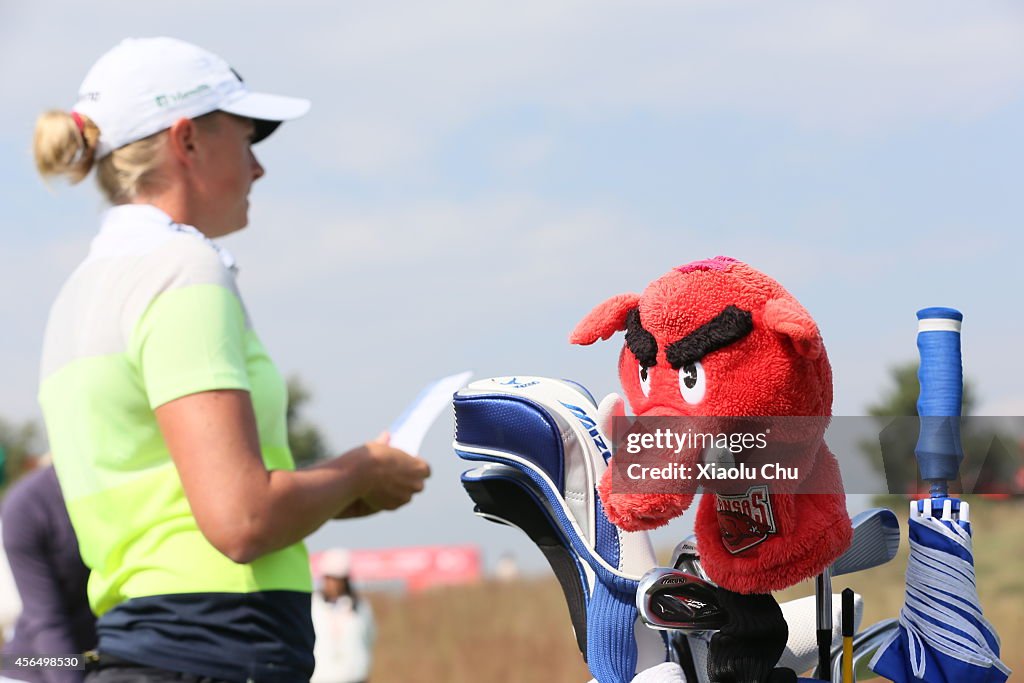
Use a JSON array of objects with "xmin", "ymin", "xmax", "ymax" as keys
[{"xmin": 220, "ymin": 91, "xmax": 311, "ymax": 143}]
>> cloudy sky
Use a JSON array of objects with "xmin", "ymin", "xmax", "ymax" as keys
[{"xmin": 1, "ymin": 1, "xmax": 1021, "ymax": 570}]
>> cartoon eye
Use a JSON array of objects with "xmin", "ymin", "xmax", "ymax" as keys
[
  {"xmin": 678, "ymin": 360, "xmax": 706, "ymax": 404},
  {"xmin": 638, "ymin": 363, "xmax": 652, "ymax": 397}
]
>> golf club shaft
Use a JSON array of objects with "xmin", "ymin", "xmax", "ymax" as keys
[
  {"xmin": 842, "ymin": 636, "xmax": 853, "ymax": 683},
  {"xmin": 816, "ymin": 567, "xmax": 832, "ymax": 681}
]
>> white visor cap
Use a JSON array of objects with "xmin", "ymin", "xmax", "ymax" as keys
[
  {"xmin": 73, "ymin": 37, "xmax": 310, "ymax": 158},
  {"xmin": 319, "ymin": 549, "xmax": 352, "ymax": 578}
]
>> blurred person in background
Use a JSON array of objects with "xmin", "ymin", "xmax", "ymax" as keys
[
  {"xmin": 0, "ymin": 459, "xmax": 95, "ymax": 683},
  {"xmin": 0, "ymin": 531, "xmax": 21, "ymax": 648},
  {"xmin": 0, "ymin": 448, "xmax": 21, "ymax": 646},
  {"xmin": 311, "ymin": 550, "xmax": 375, "ymax": 683},
  {"xmin": 33, "ymin": 37, "xmax": 429, "ymax": 682},
  {"xmin": 493, "ymin": 552, "xmax": 520, "ymax": 582}
]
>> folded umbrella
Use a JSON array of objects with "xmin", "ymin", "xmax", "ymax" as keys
[
  {"xmin": 871, "ymin": 500, "xmax": 1008, "ymax": 682},
  {"xmin": 870, "ymin": 308, "xmax": 1010, "ymax": 683}
]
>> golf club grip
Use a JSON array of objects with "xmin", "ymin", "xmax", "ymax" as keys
[
  {"xmin": 915, "ymin": 307, "xmax": 964, "ymax": 492},
  {"xmin": 841, "ymin": 589, "xmax": 854, "ymax": 683},
  {"xmin": 817, "ymin": 629, "xmax": 832, "ymax": 681}
]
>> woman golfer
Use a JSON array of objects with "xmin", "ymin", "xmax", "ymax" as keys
[{"xmin": 33, "ymin": 37, "xmax": 429, "ymax": 682}]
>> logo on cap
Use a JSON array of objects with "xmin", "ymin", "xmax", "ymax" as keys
[{"xmin": 154, "ymin": 84, "xmax": 211, "ymax": 108}]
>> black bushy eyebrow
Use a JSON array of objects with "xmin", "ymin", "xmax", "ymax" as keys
[
  {"xmin": 665, "ymin": 305, "xmax": 753, "ymax": 369},
  {"xmin": 625, "ymin": 309, "xmax": 658, "ymax": 368}
]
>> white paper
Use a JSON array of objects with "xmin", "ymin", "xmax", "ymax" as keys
[{"xmin": 388, "ymin": 370, "xmax": 473, "ymax": 455}]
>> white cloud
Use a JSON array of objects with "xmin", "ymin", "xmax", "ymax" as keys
[
  {"xmin": 491, "ymin": 135, "xmax": 555, "ymax": 172},
  {"xmin": 227, "ymin": 193, "xmax": 638, "ymax": 301},
  {"xmin": 3, "ymin": 1, "xmax": 1022, "ymax": 176}
]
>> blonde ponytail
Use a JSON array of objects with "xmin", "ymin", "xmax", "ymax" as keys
[
  {"xmin": 33, "ymin": 110, "xmax": 98, "ymax": 185},
  {"xmin": 32, "ymin": 109, "xmax": 171, "ymax": 204}
]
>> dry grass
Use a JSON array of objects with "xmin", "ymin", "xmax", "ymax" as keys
[
  {"xmin": 369, "ymin": 498, "xmax": 1022, "ymax": 682},
  {"xmin": 369, "ymin": 577, "xmax": 591, "ymax": 682}
]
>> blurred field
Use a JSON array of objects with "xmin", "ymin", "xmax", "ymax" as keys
[
  {"xmin": 368, "ymin": 497, "xmax": 1022, "ymax": 682},
  {"xmin": 369, "ymin": 577, "xmax": 592, "ymax": 682}
]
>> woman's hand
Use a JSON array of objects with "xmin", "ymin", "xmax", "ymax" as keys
[
  {"xmin": 334, "ymin": 499, "xmax": 376, "ymax": 519},
  {"xmin": 334, "ymin": 432, "xmax": 431, "ymax": 517}
]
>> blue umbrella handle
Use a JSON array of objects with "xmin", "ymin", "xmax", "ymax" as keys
[{"xmin": 915, "ymin": 307, "xmax": 965, "ymax": 502}]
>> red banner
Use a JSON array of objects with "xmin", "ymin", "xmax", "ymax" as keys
[{"xmin": 311, "ymin": 545, "xmax": 482, "ymax": 592}]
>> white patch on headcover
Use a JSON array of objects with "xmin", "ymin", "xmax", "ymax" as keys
[
  {"xmin": 617, "ymin": 527, "xmax": 658, "ymax": 578},
  {"xmin": 633, "ymin": 616, "xmax": 674, "ymax": 676},
  {"xmin": 597, "ymin": 392, "xmax": 625, "ymax": 440}
]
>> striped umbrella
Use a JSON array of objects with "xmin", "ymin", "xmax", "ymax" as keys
[{"xmin": 870, "ymin": 308, "xmax": 1010, "ymax": 683}]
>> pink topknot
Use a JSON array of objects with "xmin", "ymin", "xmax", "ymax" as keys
[{"xmin": 675, "ymin": 255, "xmax": 738, "ymax": 274}]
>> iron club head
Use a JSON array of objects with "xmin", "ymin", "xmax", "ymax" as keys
[
  {"xmin": 637, "ymin": 568, "xmax": 728, "ymax": 632},
  {"xmin": 832, "ymin": 508, "xmax": 900, "ymax": 577}
]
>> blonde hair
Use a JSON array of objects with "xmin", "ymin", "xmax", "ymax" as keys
[{"xmin": 33, "ymin": 110, "xmax": 171, "ymax": 204}]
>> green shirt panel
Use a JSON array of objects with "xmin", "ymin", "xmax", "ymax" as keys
[{"xmin": 41, "ymin": 283, "xmax": 310, "ymax": 615}]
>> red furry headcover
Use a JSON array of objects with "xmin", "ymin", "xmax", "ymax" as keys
[{"xmin": 570, "ymin": 256, "xmax": 851, "ymax": 593}]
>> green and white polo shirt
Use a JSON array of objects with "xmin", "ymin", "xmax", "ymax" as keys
[{"xmin": 39, "ymin": 204, "xmax": 313, "ymax": 681}]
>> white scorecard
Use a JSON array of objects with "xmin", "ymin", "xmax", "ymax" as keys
[{"xmin": 389, "ymin": 370, "xmax": 473, "ymax": 455}]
